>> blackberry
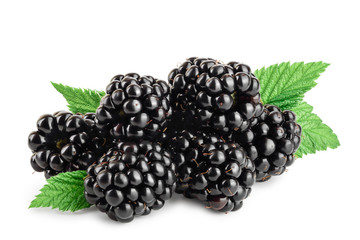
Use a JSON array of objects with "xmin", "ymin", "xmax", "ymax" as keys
[
  {"xmin": 233, "ymin": 104, "xmax": 302, "ymax": 182},
  {"xmin": 168, "ymin": 57, "xmax": 263, "ymax": 134},
  {"xmin": 167, "ymin": 130, "xmax": 255, "ymax": 212},
  {"xmin": 28, "ymin": 111, "xmax": 108, "ymax": 179},
  {"xmin": 95, "ymin": 73, "xmax": 172, "ymax": 142},
  {"xmin": 84, "ymin": 141, "xmax": 176, "ymax": 222}
]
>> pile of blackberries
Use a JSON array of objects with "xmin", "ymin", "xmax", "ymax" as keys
[{"xmin": 28, "ymin": 57, "xmax": 301, "ymax": 222}]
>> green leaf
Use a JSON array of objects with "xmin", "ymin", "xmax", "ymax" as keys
[
  {"xmin": 292, "ymin": 102, "xmax": 340, "ymax": 158},
  {"xmin": 51, "ymin": 82, "xmax": 105, "ymax": 114},
  {"xmin": 254, "ymin": 62, "xmax": 330, "ymax": 110},
  {"xmin": 29, "ymin": 171, "xmax": 91, "ymax": 212}
]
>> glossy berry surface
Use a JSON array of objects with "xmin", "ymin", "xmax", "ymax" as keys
[
  {"xmin": 167, "ymin": 130, "xmax": 255, "ymax": 212},
  {"xmin": 95, "ymin": 73, "xmax": 172, "ymax": 141},
  {"xmin": 84, "ymin": 141, "xmax": 176, "ymax": 222},
  {"xmin": 28, "ymin": 111, "xmax": 109, "ymax": 179},
  {"xmin": 168, "ymin": 57, "xmax": 263, "ymax": 135},
  {"xmin": 233, "ymin": 104, "xmax": 302, "ymax": 182}
]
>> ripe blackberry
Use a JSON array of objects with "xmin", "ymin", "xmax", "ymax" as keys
[
  {"xmin": 95, "ymin": 73, "xmax": 172, "ymax": 142},
  {"xmin": 233, "ymin": 104, "xmax": 302, "ymax": 182},
  {"xmin": 168, "ymin": 57, "xmax": 263, "ymax": 134},
  {"xmin": 28, "ymin": 111, "xmax": 108, "ymax": 179},
  {"xmin": 167, "ymin": 130, "xmax": 255, "ymax": 212},
  {"xmin": 84, "ymin": 141, "xmax": 176, "ymax": 222}
]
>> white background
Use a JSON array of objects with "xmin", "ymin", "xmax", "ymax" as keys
[{"xmin": 0, "ymin": 0, "xmax": 359, "ymax": 239}]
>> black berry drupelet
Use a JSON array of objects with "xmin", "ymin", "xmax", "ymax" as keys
[
  {"xmin": 84, "ymin": 141, "xmax": 176, "ymax": 222},
  {"xmin": 168, "ymin": 57, "xmax": 263, "ymax": 135},
  {"xmin": 95, "ymin": 73, "xmax": 172, "ymax": 142},
  {"xmin": 233, "ymin": 104, "xmax": 302, "ymax": 182},
  {"xmin": 167, "ymin": 130, "xmax": 255, "ymax": 212},
  {"xmin": 28, "ymin": 111, "xmax": 108, "ymax": 179}
]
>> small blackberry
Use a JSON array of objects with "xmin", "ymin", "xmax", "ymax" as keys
[
  {"xmin": 167, "ymin": 130, "xmax": 255, "ymax": 212},
  {"xmin": 168, "ymin": 57, "xmax": 263, "ymax": 135},
  {"xmin": 95, "ymin": 73, "xmax": 172, "ymax": 142},
  {"xmin": 84, "ymin": 141, "xmax": 176, "ymax": 222},
  {"xmin": 233, "ymin": 104, "xmax": 302, "ymax": 182},
  {"xmin": 28, "ymin": 111, "xmax": 108, "ymax": 179}
]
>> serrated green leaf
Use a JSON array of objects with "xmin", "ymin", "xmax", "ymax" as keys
[
  {"xmin": 29, "ymin": 170, "xmax": 91, "ymax": 212},
  {"xmin": 255, "ymin": 62, "xmax": 330, "ymax": 110},
  {"xmin": 292, "ymin": 102, "xmax": 340, "ymax": 158},
  {"xmin": 51, "ymin": 82, "xmax": 105, "ymax": 114}
]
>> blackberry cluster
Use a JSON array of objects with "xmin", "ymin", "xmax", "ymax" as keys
[
  {"xmin": 28, "ymin": 57, "xmax": 304, "ymax": 222},
  {"xmin": 233, "ymin": 105, "xmax": 302, "ymax": 182},
  {"xmin": 167, "ymin": 130, "xmax": 255, "ymax": 212},
  {"xmin": 95, "ymin": 73, "xmax": 172, "ymax": 141},
  {"xmin": 168, "ymin": 57, "xmax": 263, "ymax": 134},
  {"xmin": 84, "ymin": 141, "xmax": 176, "ymax": 222},
  {"xmin": 28, "ymin": 111, "xmax": 108, "ymax": 179}
]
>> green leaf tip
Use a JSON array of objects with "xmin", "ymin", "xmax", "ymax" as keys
[
  {"xmin": 29, "ymin": 170, "xmax": 91, "ymax": 212},
  {"xmin": 292, "ymin": 102, "xmax": 340, "ymax": 158},
  {"xmin": 51, "ymin": 82, "xmax": 105, "ymax": 114},
  {"xmin": 255, "ymin": 61, "xmax": 330, "ymax": 110}
]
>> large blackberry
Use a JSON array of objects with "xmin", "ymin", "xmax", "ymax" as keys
[
  {"xmin": 28, "ymin": 111, "xmax": 108, "ymax": 179},
  {"xmin": 168, "ymin": 57, "xmax": 263, "ymax": 134},
  {"xmin": 233, "ymin": 105, "xmax": 302, "ymax": 182},
  {"xmin": 167, "ymin": 130, "xmax": 255, "ymax": 212},
  {"xmin": 95, "ymin": 73, "xmax": 172, "ymax": 142},
  {"xmin": 84, "ymin": 141, "xmax": 176, "ymax": 222}
]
